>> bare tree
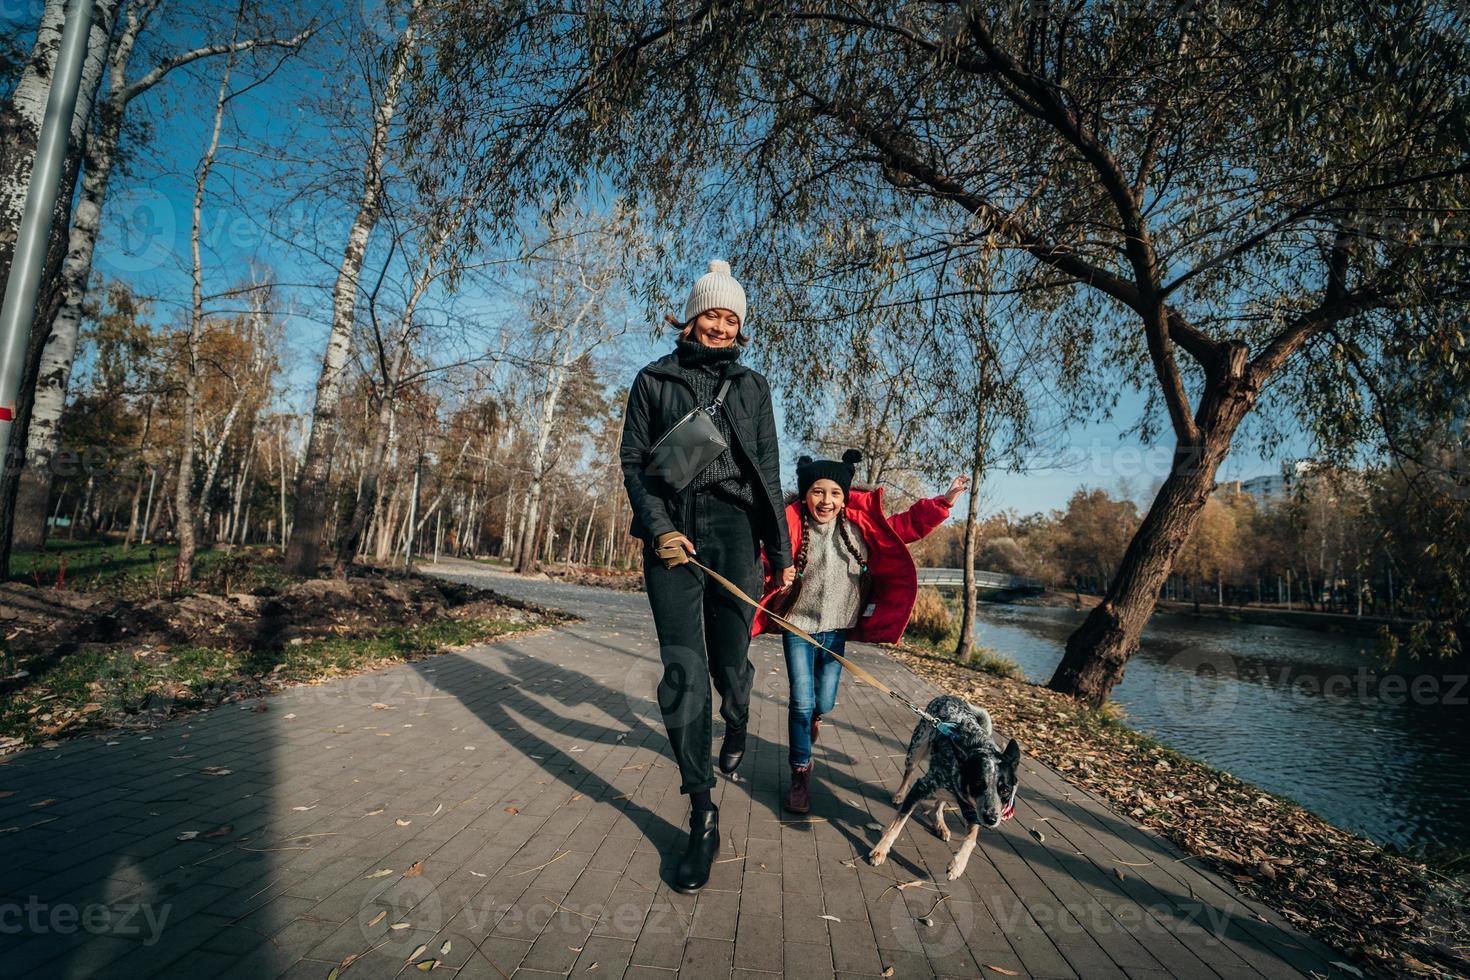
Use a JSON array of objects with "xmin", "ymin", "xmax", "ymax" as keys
[
  {"xmin": 285, "ymin": 0, "xmax": 423, "ymax": 575},
  {"xmin": 12, "ymin": 0, "xmax": 311, "ymax": 550},
  {"xmin": 174, "ymin": 32, "xmax": 240, "ymax": 587}
]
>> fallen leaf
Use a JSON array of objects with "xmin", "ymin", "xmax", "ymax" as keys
[
  {"xmin": 407, "ymin": 943, "xmax": 428, "ymax": 963},
  {"xmin": 819, "ymin": 914, "xmax": 841, "ymax": 922},
  {"xmin": 396, "ymin": 819, "xmax": 412, "ymax": 827},
  {"xmin": 405, "ymin": 861, "xmax": 424, "ymax": 877},
  {"xmin": 364, "ymin": 869, "xmax": 394, "ymax": 879},
  {"xmin": 504, "ymin": 807, "xmax": 519, "ymax": 815},
  {"xmin": 1030, "ymin": 827, "xmax": 1045, "ymax": 843},
  {"xmin": 201, "ymin": 766, "xmax": 232, "ymax": 776},
  {"xmin": 390, "ymin": 923, "xmax": 411, "ymax": 931},
  {"xmin": 415, "ymin": 960, "xmax": 437, "ymax": 971},
  {"xmin": 176, "ymin": 831, "xmax": 199, "ymax": 841},
  {"xmin": 1330, "ymin": 964, "xmax": 1364, "ymax": 978},
  {"xmin": 469, "ymin": 871, "xmax": 487, "ymax": 877},
  {"xmin": 204, "ymin": 824, "xmax": 233, "ymax": 838},
  {"xmin": 881, "ymin": 968, "xmax": 895, "ymax": 977},
  {"xmin": 30, "ymin": 798, "xmax": 57, "ymax": 808},
  {"xmin": 865, "ymin": 822, "xmax": 884, "ymax": 831},
  {"xmin": 439, "ymin": 940, "xmax": 451, "ymax": 956},
  {"xmin": 367, "ymin": 911, "xmax": 386, "ymax": 928},
  {"xmin": 366, "ymin": 808, "xmax": 384, "ymax": 816},
  {"xmin": 987, "ymin": 967, "xmax": 1021, "ymax": 976},
  {"xmin": 294, "ymin": 805, "xmax": 317, "ymax": 812},
  {"xmin": 371, "ymin": 703, "xmax": 390, "ymax": 710}
]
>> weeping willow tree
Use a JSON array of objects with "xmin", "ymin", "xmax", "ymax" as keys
[{"xmin": 410, "ymin": 0, "xmax": 1470, "ymax": 704}]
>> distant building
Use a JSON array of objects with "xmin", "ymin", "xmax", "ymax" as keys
[{"xmin": 1233, "ymin": 460, "xmax": 1317, "ymax": 504}]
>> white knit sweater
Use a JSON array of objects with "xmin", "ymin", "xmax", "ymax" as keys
[{"xmin": 787, "ymin": 517, "xmax": 868, "ymax": 633}]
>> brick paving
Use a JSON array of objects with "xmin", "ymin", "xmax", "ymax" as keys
[{"xmin": 0, "ymin": 558, "xmax": 1352, "ymax": 979}]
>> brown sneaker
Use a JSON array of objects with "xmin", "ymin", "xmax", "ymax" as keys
[{"xmin": 784, "ymin": 766, "xmax": 812, "ymax": 814}]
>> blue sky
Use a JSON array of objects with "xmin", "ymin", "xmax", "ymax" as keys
[{"xmin": 39, "ymin": 5, "xmax": 1312, "ymax": 521}]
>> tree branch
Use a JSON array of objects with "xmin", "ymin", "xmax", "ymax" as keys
[{"xmin": 122, "ymin": 26, "xmax": 315, "ymax": 104}]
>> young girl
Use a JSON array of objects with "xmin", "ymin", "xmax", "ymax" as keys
[{"xmin": 751, "ymin": 450, "xmax": 967, "ymax": 813}]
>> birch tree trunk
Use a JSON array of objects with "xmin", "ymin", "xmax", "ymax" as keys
[
  {"xmin": 11, "ymin": 5, "xmax": 307, "ymax": 548},
  {"xmin": 0, "ymin": 0, "xmax": 121, "ymax": 572},
  {"xmin": 173, "ymin": 45, "xmax": 235, "ymax": 587},
  {"xmin": 953, "ymin": 437, "xmax": 985, "ymax": 664},
  {"xmin": 285, "ymin": 2, "xmax": 421, "ymax": 575},
  {"xmin": 197, "ymin": 290, "xmax": 266, "ymax": 535},
  {"xmin": 333, "ymin": 216, "xmax": 452, "ymax": 572},
  {"xmin": 512, "ymin": 351, "xmax": 568, "ymax": 574}
]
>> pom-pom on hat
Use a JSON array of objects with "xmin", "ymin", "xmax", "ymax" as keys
[
  {"xmin": 797, "ymin": 449, "xmax": 863, "ymax": 497},
  {"xmin": 683, "ymin": 259, "xmax": 748, "ymax": 327}
]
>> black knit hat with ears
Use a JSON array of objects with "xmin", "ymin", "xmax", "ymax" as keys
[{"xmin": 797, "ymin": 449, "xmax": 863, "ymax": 497}]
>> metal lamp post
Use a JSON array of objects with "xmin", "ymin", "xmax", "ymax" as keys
[{"xmin": 0, "ymin": 0, "xmax": 97, "ymax": 483}]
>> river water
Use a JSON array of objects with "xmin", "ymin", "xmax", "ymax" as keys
[{"xmin": 974, "ymin": 604, "xmax": 1470, "ymax": 854}]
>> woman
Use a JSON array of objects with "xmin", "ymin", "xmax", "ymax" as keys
[
  {"xmin": 619, "ymin": 260, "xmax": 794, "ymax": 893},
  {"xmin": 752, "ymin": 451, "xmax": 966, "ymax": 813}
]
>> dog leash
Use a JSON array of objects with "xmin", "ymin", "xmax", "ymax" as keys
[
  {"xmin": 678, "ymin": 554, "xmax": 964, "ymax": 740},
  {"xmin": 674, "ymin": 551, "xmax": 1019, "ymax": 822}
]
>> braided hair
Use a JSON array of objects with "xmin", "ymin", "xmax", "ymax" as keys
[{"xmin": 795, "ymin": 500, "xmax": 869, "ymax": 579}]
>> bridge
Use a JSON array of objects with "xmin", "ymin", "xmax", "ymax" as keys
[{"xmin": 916, "ymin": 567, "xmax": 1045, "ymax": 593}]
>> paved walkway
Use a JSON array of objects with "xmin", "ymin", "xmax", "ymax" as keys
[{"xmin": 0, "ymin": 559, "xmax": 1350, "ymax": 979}]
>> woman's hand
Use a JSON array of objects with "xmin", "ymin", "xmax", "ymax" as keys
[
  {"xmin": 654, "ymin": 532, "xmax": 697, "ymax": 568},
  {"xmin": 780, "ymin": 566, "xmax": 797, "ymax": 589},
  {"xmin": 944, "ymin": 474, "xmax": 970, "ymax": 504}
]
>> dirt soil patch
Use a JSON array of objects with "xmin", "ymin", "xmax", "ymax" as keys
[
  {"xmin": 0, "ymin": 566, "xmax": 567, "ymax": 751},
  {"xmin": 885, "ymin": 644, "xmax": 1470, "ymax": 980},
  {"xmin": 542, "ymin": 563, "xmax": 645, "ymax": 593}
]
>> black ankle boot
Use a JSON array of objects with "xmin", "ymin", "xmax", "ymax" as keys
[
  {"xmin": 718, "ymin": 725, "xmax": 746, "ymax": 775},
  {"xmin": 673, "ymin": 807, "xmax": 719, "ymax": 893}
]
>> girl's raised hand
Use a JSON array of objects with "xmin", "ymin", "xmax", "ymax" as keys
[{"xmin": 944, "ymin": 474, "xmax": 970, "ymax": 504}]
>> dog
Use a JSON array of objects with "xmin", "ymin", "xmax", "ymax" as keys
[{"xmin": 868, "ymin": 695, "xmax": 1021, "ymax": 880}]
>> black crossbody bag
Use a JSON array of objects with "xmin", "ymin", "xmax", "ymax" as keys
[{"xmin": 644, "ymin": 377, "xmax": 733, "ymax": 491}]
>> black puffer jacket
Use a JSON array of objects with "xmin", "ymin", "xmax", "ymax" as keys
[{"xmin": 620, "ymin": 349, "xmax": 792, "ymax": 571}]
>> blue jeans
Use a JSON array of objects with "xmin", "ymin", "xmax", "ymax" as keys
[{"xmin": 783, "ymin": 630, "xmax": 845, "ymax": 768}]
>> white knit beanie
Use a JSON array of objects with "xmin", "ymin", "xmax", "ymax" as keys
[{"xmin": 682, "ymin": 259, "xmax": 748, "ymax": 327}]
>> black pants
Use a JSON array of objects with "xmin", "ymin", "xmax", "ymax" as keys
[{"xmin": 643, "ymin": 492, "xmax": 761, "ymax": 796}]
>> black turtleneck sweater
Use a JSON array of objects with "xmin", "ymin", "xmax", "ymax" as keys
[{"xmin": 674, "ymin": 339, "xmax": 756, "ymax": 508}]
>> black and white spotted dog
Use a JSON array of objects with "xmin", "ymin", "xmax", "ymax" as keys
[{"xmin": 868, "ymin": 695, "xmax": 1021, "ymax": 880}]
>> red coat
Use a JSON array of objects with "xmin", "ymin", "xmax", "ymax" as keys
[{"xmin": 752, "ymin": 488, "xmax": 952, "ymax": 644}]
